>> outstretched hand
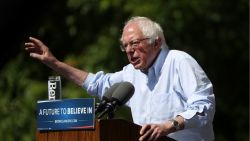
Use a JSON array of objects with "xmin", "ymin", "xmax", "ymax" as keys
[
  {"xmin": 24, "ymin": 36, "xmax": 88, "ymax": 86},
  {"xmin": 24, "ymin": 37, "xmax": 57, "ymax": 64}
]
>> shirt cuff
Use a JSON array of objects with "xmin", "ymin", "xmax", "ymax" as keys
[
  {"xmin": 178, "ymin": 110, "xmax": 198, "ymax": 120},
  {"xmin": 82, "ymin": 73, "xmax": 95, "ymax": 89},
  {"xmin": 178, "ymin": 105, "xmax": 207, "ymax": 129}
]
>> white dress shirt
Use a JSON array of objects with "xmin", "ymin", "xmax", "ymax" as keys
[{"xmin": 83, "ymin": 48, "xmax": 215, "ymax": 141}]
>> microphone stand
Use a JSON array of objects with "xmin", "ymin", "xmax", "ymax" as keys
[{"xmin": 97, "ymin": 101, "xmax": 117, "ymax": 119}]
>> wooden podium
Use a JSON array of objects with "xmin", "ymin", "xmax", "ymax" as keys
[{"xmin": 36, "ymin": 119, "xmax": 176, "ymax": 141}]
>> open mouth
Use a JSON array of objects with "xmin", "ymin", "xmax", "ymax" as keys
[{"xmin": 130, "ymin": 57, "xmax": 140, "ymax": 65}]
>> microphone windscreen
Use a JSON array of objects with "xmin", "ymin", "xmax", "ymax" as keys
[
  {"xmin": 112, "ymin": 82, "xmax": 134, "ymax": 105},
  {"xmin": 102, "ymin": 83, "xmax": 121, "ymax": 101}
]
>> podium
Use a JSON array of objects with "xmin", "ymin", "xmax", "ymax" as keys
[{"xmin": 36, "ymin": 119, "xmax": 176, "ymax": 141}]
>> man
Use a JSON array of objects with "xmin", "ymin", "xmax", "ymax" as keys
[{"xmin": 25, "ymin": 16, "xmax": 215, "ymax": 141}]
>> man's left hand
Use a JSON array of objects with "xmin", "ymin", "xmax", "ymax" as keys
[{"xmin": 139, "ymin": 121, "xmax": 175, "ymax": 141}]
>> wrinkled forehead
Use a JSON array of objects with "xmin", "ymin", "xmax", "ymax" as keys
[{"xmin": 121, "ymin": 23, "xmax": 144, "ymax": 42}]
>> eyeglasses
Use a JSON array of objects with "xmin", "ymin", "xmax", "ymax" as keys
[{"xmin": 120, "ymin": 38, "xmax": 150, "ymax": 52}]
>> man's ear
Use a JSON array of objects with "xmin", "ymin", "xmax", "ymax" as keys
[{"xmin": 153, "ymin": 37, "xmax": 162, "ymax": 49}]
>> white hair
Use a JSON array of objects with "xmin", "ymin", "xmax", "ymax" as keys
[{"xmin": 122, "ymin": 16, "xmax": 167, "ymax": 49}]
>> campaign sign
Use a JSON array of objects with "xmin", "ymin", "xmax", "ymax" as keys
[{"xmin": 37, "ymin": 98, "xmax": 95, "ymax": 131}]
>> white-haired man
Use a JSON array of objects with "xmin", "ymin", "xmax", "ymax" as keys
[{"xmin": 25, "ymin": 16, "xmax": 215, "ymax": 141}]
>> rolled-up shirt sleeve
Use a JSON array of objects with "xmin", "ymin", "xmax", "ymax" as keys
[
  {"xmin": 177, "ymin": 57, "xmax": 215, "ymax": 129},
  {"xmin": 82, "ymin": 70, "xmax": 124, "ymax": 99}
]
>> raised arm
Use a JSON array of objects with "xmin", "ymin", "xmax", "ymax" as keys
[{"xmin": 25, "ymin": 37, "xmax": 88, "ymax": 87}]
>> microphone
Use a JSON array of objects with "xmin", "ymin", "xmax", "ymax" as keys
[
  {"xmin": 95, "ymin": 83, "xmax": 120, "ymax": 114},
  {"xmin": 97, "ymin": 82, "xmax": 135, "ymax": 119}
]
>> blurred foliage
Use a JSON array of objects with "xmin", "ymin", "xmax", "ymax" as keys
[{"xmin": 0, "ymin": 0, "xmax": 248, "ymax": 141}]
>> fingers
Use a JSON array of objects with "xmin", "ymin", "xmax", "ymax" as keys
[
  {"xmin": 24, "ymin": 37, "xmax": 45, "ymax": 50},
  {"xmin": 24, "ymin": 43, "xmax": 35, "ymax": 51},
  {"xmin": 148, "ymin": 129, "xmax": 160, "ymax": 141},
  {"xmin": 139, "ymin": 124, "xmax": 167, "ymax": 141},
  {"xmin": 25, "ymin": 36, "xmax": 48, "ymax": 51},
  {"xmin": 139, "ymin": 125, "xmax": 152, "ymax": 141},
  {"xmin": 30, "ymin": 53, "xmax": 42, "ymax": 60},
  {"xmin": 24, "ymin": 37, "xmax": 39, "ymax": 50},
  {"xmin": 28, "ymin": 36, "xmax": 45, "ymax": 47},
  {"xmin": 25, "ymin": 46, "xmax": 39, "ymax": 53},
  {"xmin": 24, "ymin": 41, "xmax": 43, "ymax": 54},
  {"xmin": 24, "ymin": 42, "xmax": 35, "ymax": 47},
  {"xmin": 24, "ymin": 36, "xmax": 46, "ymax": 61},
  {"xmin": 140, "ymin": 124, "xmax": 150, "ymax": 135},
  {"xmin": 139, "ymin": 129, "xmax": 152, "ymax": 141}
]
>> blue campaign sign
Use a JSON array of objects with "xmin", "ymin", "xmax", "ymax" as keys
[{"xmin": 37, "ymin": 98, "xmax": 95, "ymax": 131}]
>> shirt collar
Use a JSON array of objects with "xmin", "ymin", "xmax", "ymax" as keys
[{"xmin": 148, "ymin": 48, "xmax": 169, "ymax": 77}]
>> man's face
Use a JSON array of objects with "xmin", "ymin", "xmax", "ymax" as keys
[{"xmin": 121, "ymin": 23, "xmax": 160, "ymax": 71}]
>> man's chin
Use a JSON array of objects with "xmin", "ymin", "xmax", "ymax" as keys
[
  {"xmin": 132, "ymin": 64, "xmax": 140, "ymax": 69},
  {"xmin": 132, "ymin": 64, "xmax": 144, "ymax": 70}
]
